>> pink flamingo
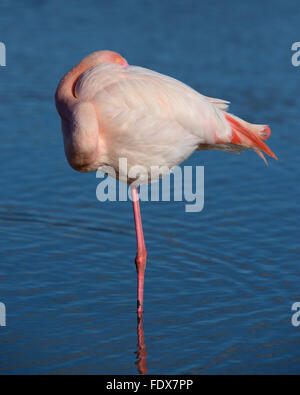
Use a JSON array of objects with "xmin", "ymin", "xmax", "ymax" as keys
[{"xmin": 55, "ymin": 50, "xmax": 277, "ymax": 314}]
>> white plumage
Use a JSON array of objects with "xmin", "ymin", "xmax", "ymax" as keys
[{"xmin": 74, "ymin": 63, "xmax": 232, "ymax": 182}]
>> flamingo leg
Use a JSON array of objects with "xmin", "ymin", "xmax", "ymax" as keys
[{"xmin": 131, "ymin": 186, "xmax": 147, "ymax": 313}]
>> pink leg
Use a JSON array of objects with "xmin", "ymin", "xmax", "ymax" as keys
[{"xmin": 131, "ymin": 186, "xmax": 147, "ymax": 313}]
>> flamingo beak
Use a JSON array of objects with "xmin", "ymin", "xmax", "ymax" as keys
[
  {"xmin": 120, "ymin": 59, "xmax": 128, "ymax": 67},
  {"xmin": 115, "ymin": 57, "xmax": 128, "ymax": 67}
]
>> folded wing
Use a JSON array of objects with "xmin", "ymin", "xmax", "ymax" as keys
[{"xmin": 74, "ymin": 64, "xmax": 231, "ymax": 169}]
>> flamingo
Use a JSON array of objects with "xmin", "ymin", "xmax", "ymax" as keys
[{"xmin": 55, "ymin": 50, "xmax": 277, "ymax": 315}]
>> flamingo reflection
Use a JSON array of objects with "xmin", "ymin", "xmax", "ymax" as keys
[{"xmin": 135, "ymin": 312, "xmax": 147, "ymax": 374}]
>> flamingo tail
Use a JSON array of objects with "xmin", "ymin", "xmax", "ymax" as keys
[{"xmin": 223, "ymin": 113, "xmax": 278, "ymax": 165}]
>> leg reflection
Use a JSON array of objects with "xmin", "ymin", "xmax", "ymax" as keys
[{"xmin": 135, "ymin": 312, "xmax": 148, "ymax": 375}]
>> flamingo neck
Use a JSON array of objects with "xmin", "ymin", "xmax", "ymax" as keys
[{"xmin": 55, "ymin": 60, "xmax": 88, "ymax": 120}]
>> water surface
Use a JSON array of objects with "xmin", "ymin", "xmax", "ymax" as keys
[{"xmin": 0, "ymin": 0, "xmax": 300, "ymax": 374}]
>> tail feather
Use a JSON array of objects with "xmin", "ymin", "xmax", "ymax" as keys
[{"xmin": 224, "ymin": 113, "xmax": 277, "ymax": 164}]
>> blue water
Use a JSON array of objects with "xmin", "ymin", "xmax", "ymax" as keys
[{"xmin": 0, "ymin": 0, "xmax": 300, "ymax": 374}]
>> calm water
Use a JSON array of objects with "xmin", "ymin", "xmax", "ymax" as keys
[{"xmin": 0, "ymin": 0, "xmax": 300, "ymax": 374}]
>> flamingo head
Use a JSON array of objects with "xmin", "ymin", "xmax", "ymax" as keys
[
  {"xmin": 107, "ymin": 51, "xmax": 128, "ymax": 67},
  {"xmin": 82, "ymin": 50, "xmax": 128, "ymax": 68}
]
